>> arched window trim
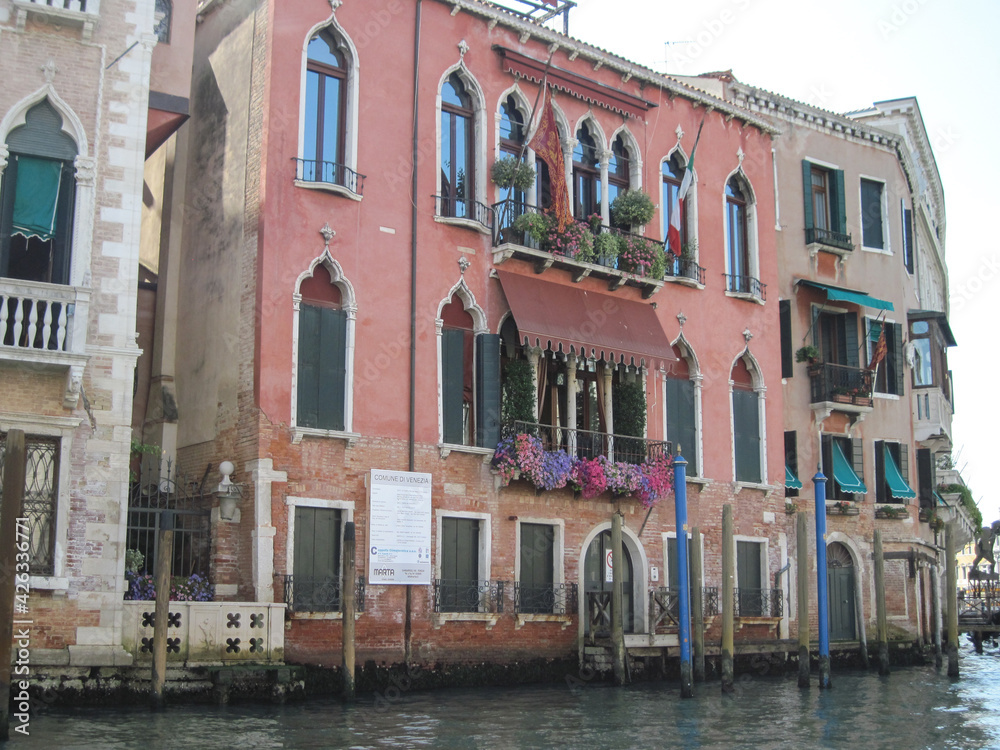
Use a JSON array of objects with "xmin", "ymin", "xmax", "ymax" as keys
[
  {"xmin": 571, "ymin": 116, "xmax": 606, "ymax": 223},
  {"xmin": 729, "ymin": 346, "xmax": 768, "ymax": 487},
  {"xmin": 723, "ymin": 167, "xmax": 762, "ymax": 301},
  {"xmin": 662, "ymin": 146, "xmax": 698, "ymax": 255},
  {"xmin": 609, "ymin": 125, "xmax": 642, "ymax": 190},
  {"xmin": 297, "ymin": 17, "xmax": 361, "ymax": 199},
  {"xmin": 435, "ymin": 63, "xmax": 488, "ymax": 232},
  {"xmin": 291, "ymin": 249, "xmax": 358, "ymax": 443},
  {"xmin": 494, "ymin": 86, "xmax": 535, "ymax": 206}
]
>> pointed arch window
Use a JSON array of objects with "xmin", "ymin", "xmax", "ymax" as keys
[
  {"xmin": 724, "ymin": 175, "xmax": 763, "ymax": 299},
  {"xmin": 303, "ymin": 30, "xmax": 348, "ymax": 187},
  {"xmin": 573, "ymin": 122, "xmax": 600, "ymax": 221},
  {"xmin": 440, "ymin": 74, "xmax": 476, "ymax": 220},
  {"xmin": 662, "ymin": 153, "xmax": 687, "ymax": 247},
  {"xmin": 665, "ymin": 344, "xmax": 699, "ymax": 476},
  {"xmin": 498, "ymin": 95, "xmax": 528, "ymax": 207},
  {"xmin": 607, "ymin": 134, "xmax": 631, "ymax": 224},
  {"xmin": 732, "ymin": 358, "xmax": 762, "ymax": 483}
]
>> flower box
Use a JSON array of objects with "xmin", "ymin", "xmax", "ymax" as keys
[{"xmin": 827, "ymin": 503, "xmax": 860, "ymax": 516}]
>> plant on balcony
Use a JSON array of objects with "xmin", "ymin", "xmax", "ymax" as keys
[
  {"xmin": 586, "ymin": 212, "xmax": 604, "ymax": 233},
  {"xmin": 612, "ymin": 380, "xmax": 646, "ymax": 440},
  {"xmin": 594, "ymin": 231, "xmax": 622, "ymax": 264},
  {"xmin": 125, "ymin": 572, "xmax": 214, "ymax": 602},
  {"xmin": 785, "ymin": 501, "xmax": 797, "ymax": 514},
  {"xmin": 832, "ymin": 500, "xmax": 854, "ymax": 514},
  {"xmin": 618, "ymin": 234, "xmax": 665, "ymax": 277},
  {"xmin": 512, "ymin": 210, "xmax": 554, "ymax": 246},
  {"xmin": 875, "ymin": 505, "xmax": 904, "ymax": 519},
  {"xmin": 795, "ymin": 345, "xmax": 819, "ymax": 364},
  {"xmin": 501, "ymin": 360, "xmax": 535, "ymax": 424},
  {"xmin": 610, "ymin": 188, "xmax": 655, "ymax": 228},
  {"xmin": 125, "ymin": 549, "xmax": 144, "ymax": 576},
  {"xmin": 569, "ymin": 456, "xmax": 609, "ymax": 498},
  {"xmin": 490, "ymin": 156, "xmax": 537, "ymax": 192},
  {"xmin": 938, "ymin": 482, "xmax": 982, "ymax": 528},
  {"xmin": 547, "ymin": 219, "xmax": 595, "ymax": 262},
  {"xmin": 638, "ymin": 450, "xmax": 674, "ymax": 508},
  {"xmin": 604, "ymin": 459, "xmax": 644, "ymax": 497}
]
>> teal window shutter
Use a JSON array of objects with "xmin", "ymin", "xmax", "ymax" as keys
[
  {"xmin": 293, "ymin": 506, "xmax": 341, "ymax": 612},
  {"xmin": 297, "ymin": 304, "xmax": 347, "ymax": 430},
  {"xmin": 297, "ymin": 305, "xmax": 322, "ymax": 428},
  {"xmin": 475, "ymin": 333, "xmax": 501, "ymax": 448},
  {"xmin": 831, "ymin": 169, "xmax": 847, "ymax": 236},
  {"xmin": 519, "ymin": 523, "xmax": 554, "ymax": 613},
  {"xmin": 801, "ymin": 160, "xmax": 814, "ymax": 231},
  {"xmin": 733, "ymin": 389, "xmax": 761, "ymax": 483},
  {"xmin": 890, "ymin": 322, "xmax": 904, "ymax": 396},
  {"xmin": 441, "ymin": 328, "xmax": 466, "ymax": 444},
  {"xmin": 11, "ymin": 155, "xmax": 63, "ymax": 241},
  {"xmin": 851, "ymin": 438, "xmax": 865, "ymax": 490},
  {"xmin": 667, "ymin": 378, "xmax": 698, "ymax": 476},
  {"xmin": 843, "ymin": 314, "xmax": 859, "ymax": 368}
]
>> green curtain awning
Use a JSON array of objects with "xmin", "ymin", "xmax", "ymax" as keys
[
  {"xmin": 934, "ymin": 490, "xmax": 946, "ymax": 506},
  {"xmin": 11, "ymin": 155, "xmax": 63, "ymax": 241},
  {"xmin": 785, "ymin": 465, "xmax": 803, "ymax": 490},
  {"xmin": 798, "ymin": 280, "xmax": 894, "ymax": 311},
  {"xmin": 832, "ymin": 441, "xmax": 867, "ymax": 494},
  {"xmin": 883, "ymin": 445, "xmax": 916, "ymax": 500}
]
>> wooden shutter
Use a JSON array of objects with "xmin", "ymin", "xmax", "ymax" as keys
[
  {"xmin": 903, "ymin": 207, "xmax": 914, "ymax": 274},
  {"xmin": 297, "ymin": 305, "xmax": 322, "ymax": 428},
  {"xmin": 319, "ymin": 308, "xmax": 347, "ymax": 430},
  {"xmin": 899, "ymin": 443, "xmax": 909, "ymax": 486},
  {"xmin": 475, "ymin": 333, "xmax": 501, "ymax": 449},
  {"xmin": 851, "ymin": 438, "xmax": 865, "ymax": 494},
  {"xmin": 441, "ymin": 517, "xmax": 478, "ymax": 582},
  {"xmin": 917, "ymin": 448, "xmax": 934, "ymax": 504},
  {"xmin": 520, "ymin": 523, "xmax": 554, "ymax": 591},
  {"xmin": 293, "ymin": 506, "xmax": 341, "ymax": 611},
  {"xmin": 830, "ymin": 169, "xmax": 847, "ymax": 236},
  {"xmin": 779, "ymin": 300, "xmax": 792, "ymax": 379},
  {"xmin": 801, "ymin": 160, "xmax": 814, "ymax": 231},
  {"xmin": 890, "ymin": 323, "xmax": 904, "ymax": 396},
  {"xmin": 441, "ymin": 328, "xmax": 466, "ymax": 444},
  {"xmin": 737, "ymin": 541, "xmax": 762, "ymax": 590},
  {"xmin": 667, "ymin": 536, "xmax": 693, "ymax": 591},
  {"xmin": 784, "ymin": 431, "xmax": 799, "ymax": 498},
  {"xmin": 733, "ymin": 390, "xmax": 761, "ymax": 483},
  {"xmin": 843, "ymin": 313, "xmax": 860, "ymax": 368},
  {"xmin": 666, "ymin": 378, "xmax": 697, "ymax": 476},
  {"xmin": 0, "ymin": 163, "xmax": 15, "ymax": 278}
]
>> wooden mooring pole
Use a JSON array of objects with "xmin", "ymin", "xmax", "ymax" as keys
[
  {"xmin": 946, "ymin": 522, "xmax": 959, "ymax": 678},
  {"xmin": 691, "ymin": 527, "xmax": 705, "ymax": 683},
  {"xmin": 931, "ymin": 564, "xmax": 942, "ymax": 669},
  {"xmin": 721, "ymin": 504, "xmax": 734, "ymax": 693},
  {"xmin": 0, "ymin": 430, "xmax": 27, "ymax": 741},
  {"xmin": 874, "ymin": 529, "xmax": 889, "ymax": 675},
  {"xmin": 342, "ymin": 522, "xmax": 357, "ymax": 702},
  {"xmin": 611, "ymin": 511, "xmax": 627, "ymax": 686},
  {"xmin": 796, "ymin": 511, "xmax": 810, "ymax": 688},
  {"xmin": 151, "ymin": 510, "xmax": 174, "ymax": 709}
]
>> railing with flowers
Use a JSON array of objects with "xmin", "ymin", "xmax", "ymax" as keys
[
  {"xmin": 294, "ymin": 158, "xmax": 365, "ymax": 194},
  {"xmin": 282, "ymin": 575, "xmax": 366, "ymax": 614},
  {"xmin": 513, "ymin": 582, "xmax": 577, "ymax": 615},
  {"xmin": 494, "ymin": 421, "xmax": 672, "ymax": 506},
  {"xmin": 433, "ymin": 579, "xmax": 506, "ymax": 614},
  {"xmin": 490, "ymin": 199, "xmax": 668, "ymax": 280},
  {"xmin": 735, "ymin": 587, "xmax": 783, "ymax": 618},
  {"xmin": 808, "ymin": 363, "xmax": 874, "ymax": 408}
]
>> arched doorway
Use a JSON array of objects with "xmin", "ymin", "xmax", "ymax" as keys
[
  {"xmin": 584, "ymin": 530, "xmax": 634, "ymax": 633},
  {"xmin": 828, "ymin": 542, "xmax": 857, "ymax": 640}
]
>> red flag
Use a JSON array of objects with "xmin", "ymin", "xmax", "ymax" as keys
[
  {"xmin": 667, "ymin": 117, "xmax": 705, "ymax": 257},
  {"xmin": 528, "ymin": 86, "xmax": 572, "ymax": 230},
  {"xmin": 867, "ymin": 322, "xmax": 887, "ymax": 371}
]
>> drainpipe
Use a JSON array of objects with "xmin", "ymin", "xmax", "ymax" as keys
[{"xmin": 404, "ymin": 0, "xmax": 423, "ymax": 671}]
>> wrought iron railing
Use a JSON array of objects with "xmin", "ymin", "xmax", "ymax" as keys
[
  {"xmin": 808, "ymin": 362, "xmax": 874, "ymax": 407},
  {"xmin": 282, "ymin": 574, "xmax": 366, "ymax": 614},
  {"xmin": 665, "ymin": 255, "xmax": 706, "ymax": 284},
  {"xmin": 734, "ymin": 587, "xmax": 783, "ymax": 618},
  {"xmin": 502, "ymin": 420, "xmax": 669, "ymax": 466},
  {"xmin": 434, "ymin": 194, "xmax": 493, "ymax": 228},
  {"xmin": 587, "ymin": 590, "xmax": 612, "ymax": 640},
  {"xmin": 649, "ymin": 586, "xmax": 721, "ymax": 632},
  {"xmin": 0, "ymin": 434, "xmax": 57, "ymax": 576},
  {"xmin": 433, "ymin": 579, "xmax": 505, "ymax": 614},
  {"xmin": 294, "ymin": 158, "xmax": 365, "ymax": 194},
  {"xmin": 514, "ymin": 582, "xmax": 577, "ymax": 615},
  {"xmin": 806, "ymin": 226, "xmax": 853, "ymax": 251},
  {"xmin": 723, "ymin": 273, "xmax": 766, "ymax": 300}
]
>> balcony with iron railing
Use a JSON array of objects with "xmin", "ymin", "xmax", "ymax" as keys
[
  {"xmin": 808, "ymin": 362, "xmax": 874, "ymax": 411},
  {"xmin": 432, "ymin": 578, "xmax": 505, "ymax": 614},
  {"xmin": 293, "ymin": 158, "xmax": 365, "ymax": 197},
  {"xmin": 723, "ymin": 273, "xmax": 766, "ymax": 301},
  {"xmin": 282, "ymin": 575, "xmax": 366, "ymax": 615},
  {"xmin": 649, "ymin": 586, "xmax": 720, "ymax": 633},
  {"xmin": 0, "ymin": 279, "xmax": 90, "ymax": 407},
  {"xmin": 513, "ymin": 582, "xmax": 577, "ymax": 616},
  {"xmin": 433, "ymin": 194, "xmax": 493, "ymax": 232},
  {"xmin": 490, "ymin": 198, "xmax": 667, "ymax": 297},
  {"xmin": 501, "ymin": 419, "xmax": 670, "ymax": 466},
  {"xmin": 734, "ymin": 587, "xmax": 783, "ymax": 618},
  {"xmin": 13, "ymin": 0, "xmax": 100, "ymax": 37},
  {"xmin": 806, "ymin": 226, "xmax": 854, "ymax": 253}
]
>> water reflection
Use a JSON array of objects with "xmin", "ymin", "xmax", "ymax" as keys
[{"xmin": 14, "ymin": 645, "xmax": 1000, "ymax": 749}]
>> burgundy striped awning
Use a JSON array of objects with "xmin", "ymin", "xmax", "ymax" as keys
[
  {"xmin": 493, "ymin": 46, "xmax": 657, "ymax": 120},
  {"xmin": 496, "ymin": 270, "xmax": 675, "ymax": 367}
]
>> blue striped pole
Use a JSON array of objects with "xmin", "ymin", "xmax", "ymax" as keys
[
  {"xmin": 674, "ymin": 452, "xmax": 693, "ymax": 697},
  {"xmin": 814, "ymin": 469, "xmax": 831, "ymax": 688}
]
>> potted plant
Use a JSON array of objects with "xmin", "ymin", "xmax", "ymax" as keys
[
  {"xmin": 501, "ymin": 360, "xmax": 535, "ymax": 424},
  {"xmin": 512, "ymin": 211, "xmax": 553, "ymax": 248},
  {"xmin": 610, "ymin": 188, "xmax": 655, "ymax": 228},
  {"xmin": 795, "ymin": 345, "xmax": 819, "ymax": 364},
  {"xmin": 594, "ymin": 231, "xmax": 622, "ymax": 266},
  {"xmin": 490, "ymin": 156, "xmax": 536, "ymax": 192},
  {"xmin": 785, "ymin": 501, "xmax": 797, "ymax": 514}
]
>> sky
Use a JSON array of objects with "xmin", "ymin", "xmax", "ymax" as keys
[{"xmin": 533, "ymin": 0, "xmax": 1000, "ymax": 520}]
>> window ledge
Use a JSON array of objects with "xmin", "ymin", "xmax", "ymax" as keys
[
  {"xmin": 873, "ymin": 392, "xmax": 900, "ymax": 400},
  {"xmin": 514, "ymin": 613, "xmax": 574, "ymax": 630},
  {"xmin": 432, "ymin": 612, "xmax": 500, "ymax": 630},
  {"xmin": 434, "ymin": 216, "xmax": 491, "ymax": 235},
  {"xmin": 29, "ymin": 576, "xmax": 69, "ymax": 591},
  {"xmin": 736, "ymin": 616, "xmax": 782, "ymax": 627},
  {"xmin": 438, "ymin": 443, "xmax": 495, "ymax": 460},
  {"xmin": 732, "ymin": 481, "xmax": 777, "ymax": 495},
  {"xmin": 292, "ymin": 427, "xmax": 360, "ymax": 446},
  {"xmin": 662, "ymin": 276, "xmax": 705, "ymax": 290},
  {"xmin": 288, "ymin": 611, "xmax": 361, "ymax": 621},
  {"xmin": 807, "ymin": 241, "xmax": 853, "ymax": 257},
  {"xmin": 293, "ymin": 179, "xmax": 363, "ymax": 202},
  {"xmin": 13, "ymin": 0, "xmax": 99, "ymax": 39},
  {"xmin": 725, "ymin": 291, "xmax": 765, "ymax": 305},
  {"xmin": 861, "ymin": 246, "xmax": 892, "ymax": 255}
]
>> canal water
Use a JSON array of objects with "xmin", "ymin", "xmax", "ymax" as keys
[{"xmin": 12, "ymin": 644, "xmax": 1000, "ymax": 749}]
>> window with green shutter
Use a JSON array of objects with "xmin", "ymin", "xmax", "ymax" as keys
[
  {"xmin": 733, "ymin": 388, "xmax": 761, "ymax": 483},
  {"xmin": 292, "ymin": 506, "xmax": 341, "ymax": 612},
  {"xmin": 297, "ymin": 304, "xmax": 347, "ymax": 430},
  {"xmin": 737, "ymin": 540, "xmax": 763, "ymax": 616},
  {"xmin": 439, "ymin": 517, "xmax": 480, "ymax": 613},
  {"xmin": 860, "ymin": 178, "xmax": 885, "ymax": 250},
  {"xmin": 666, "ymin": 377, "xmax": 698, "ymax": 476},
  {"xmin": 519, "ymin": 523, "xmax": 555, "ymax": 614},
  {"xmin": 802, "ymin": 160, "xmax": 849, "ymax": 250}
]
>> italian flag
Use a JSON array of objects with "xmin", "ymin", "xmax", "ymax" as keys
[{"xmin": 667, "ymin": 118, "xmax": 704, "ymax": 257}]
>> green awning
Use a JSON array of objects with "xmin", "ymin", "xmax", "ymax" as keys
[
  {"xmin": 934, "ymin": 490, "xmax": 946, "ymax": 506},
  {"xmin": 798, "ymin": 280, "xmax": 894, "ymax": 312},
  {"xmin": 11, "ymin": 155, "xmax": 62, "ymax": 241},
  {"xmin": 785, "ymin": 465, "xmax": 803, "ymax": 490},
  {"xmin": 883, "ymin": 445, "xmax": 916, "ymax": 500},
  {"xmin": 832, "ymin": 441, "xmax": 867, "ymax": 494}
]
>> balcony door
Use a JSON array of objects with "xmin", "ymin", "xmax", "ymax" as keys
[
  {"xmin": 584, "ymin": 530, "xmax": 633, "ymax": 633},
  {"xmin": 816, "ymin": 311, "xmax": 859, "ymax": 368}
]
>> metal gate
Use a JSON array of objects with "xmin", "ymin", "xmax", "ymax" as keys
[{"xmin": 126, "ymin": 460, "xmax": 211, "ymax": 578}]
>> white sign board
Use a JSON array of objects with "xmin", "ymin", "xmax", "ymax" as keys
[
  {"xmin": 605, "ymin": 549, "xmax": 614, "ymax": 583},
  {"xmin": 368, "ymin": 469, "xmax": 432, "ymax": 585}
]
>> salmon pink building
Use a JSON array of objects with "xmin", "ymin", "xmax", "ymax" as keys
[{"xmin": 137, "ymin": 0, "xmax": 791, "ymax": 676}]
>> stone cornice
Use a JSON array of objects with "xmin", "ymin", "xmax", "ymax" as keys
[{"xmin": 436, "ymin": 0, "xmax": 780, "ymax": 136}]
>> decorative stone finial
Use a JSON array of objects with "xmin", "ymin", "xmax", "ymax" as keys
[
  {"xmin": 743, "ymin": 327, "xmax": 753, "ymax": 343},
  {"xmin": 675, "ymin": 124, "xmax": 685, "ymax": 142},
  {"xmin": 320, "ymin": 222, "xmax": 335, "ymax": 247},
  {"xmin": 42, "ymin": 59, "xmax": 58, "ymax": 84},
  {"xmin": 458, "ymin": 39, "xmax": 470, "ymax": 58},
  {"xmin": 677, "ymin": 312, "xmax": 687, "ymax": 328},
  {"xmin": 737, "ymin": 147, "xmax": 745, "ymax": 165},
  {"xmin": 458, "ymin": 256, "xmax": 470, "ymax": 275},
  {"xmin": 328, "ymin": 0, "xmax": 342, "ymax": 11}
]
